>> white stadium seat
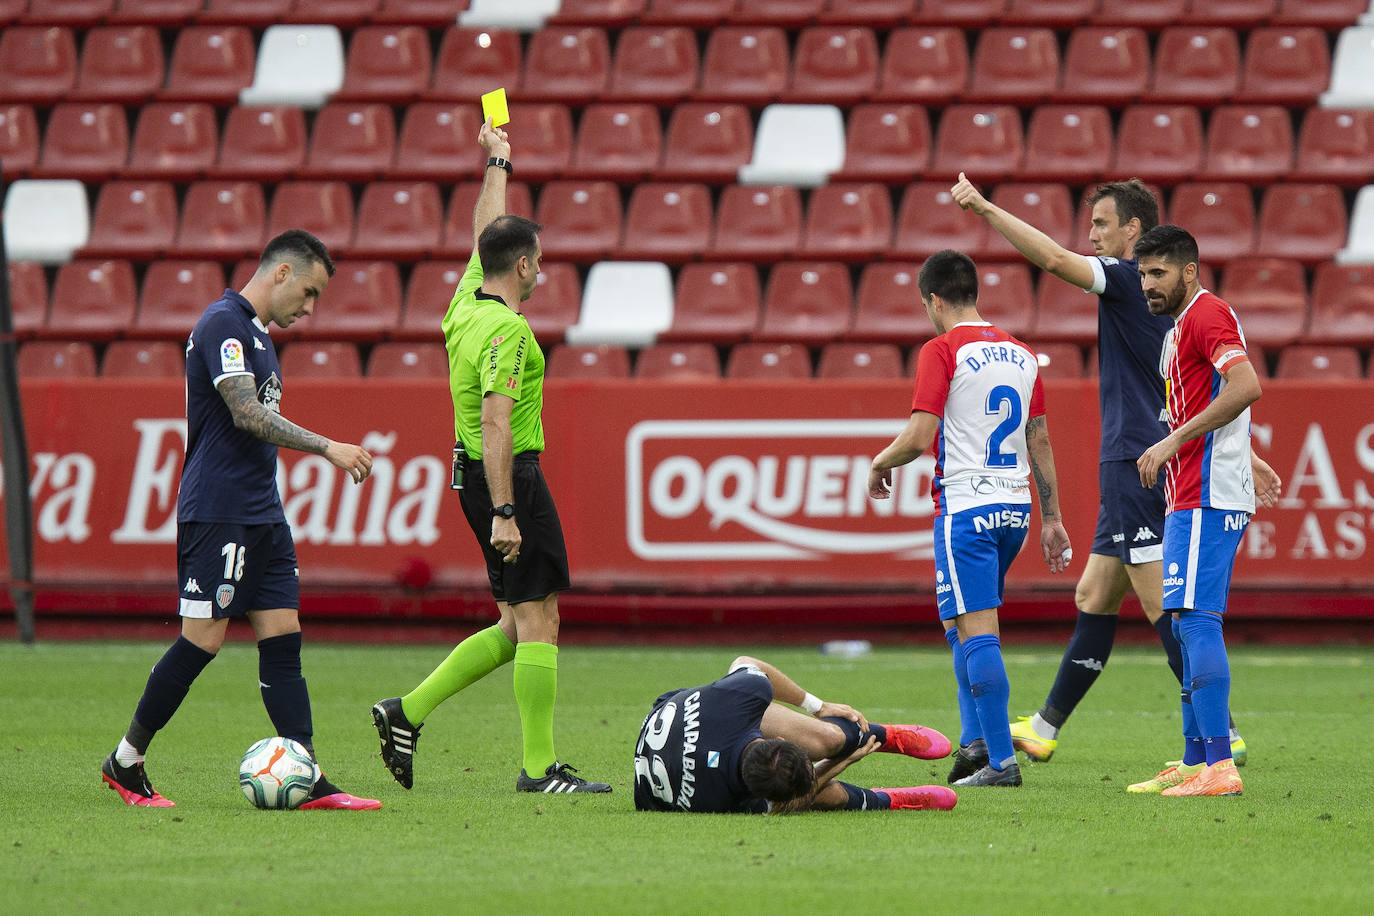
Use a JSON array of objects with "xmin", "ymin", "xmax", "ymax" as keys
[
  {"xmin": 565, "ymin": 261, "xmax": 674, "ymax": 347},
  {"xmin": 1321, "ymin": 26, "xmax": 1374, "ymax": 108},
  {"xmin": 459, "ymin": 0, "xmax": 561, "ymax": 31},
  {"xmin": 239, "ymin": 26, "xmax": 344, "ymax": 108},
  {"xmin": 2, "ymin": 179, "xmax": 89, "ymax": 264},
  {"xmin": 738, "ymin": 104, "xmax": 846, "ymax": 188},
  {"xmin": 1336, "ymin": 184, "xmax": 1374, "ymax": 264}
]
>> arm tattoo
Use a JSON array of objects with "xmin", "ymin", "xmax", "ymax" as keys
[
  {"xmin": 1025, "ymin": 416, "xmax": 1054, "ymax": 505},
  {"xmin": 218, "ymin": 375, "xmax": 329, "ymax": 455}
]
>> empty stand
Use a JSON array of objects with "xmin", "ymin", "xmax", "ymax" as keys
[
  {"xmin": 397, "ymin": 260, "xmax": 464, "ymax": 340},
  {"xmin": 336, "ymin": 25, "xmax": 432, "ymax": 103},
  {"xmin": 278, "ymin": 342, "xmax": 364, "ymax": 378},
  {"xmin": 1238, "ymin": 27, "xmax": 1331, "ymax": 105},
  {"xmin": 302, "ymin": 103, "xmax": 397, "ymax": 181},
  {"xmin": 565, "ymin": 261, "xmax": 674, "ymax": 346},
  {"xmin": 522, "ymin": 26, "xmax": 612, "ymax": 106},
  {"xmin": 162, "ymin": 26, "xmax": 256, "ymax": 104},
  {"xmin": 110, "ymin": 0, "xmax": 205, "ymax": 25},
  {"xmin": 6, "ymin": 261, "xmax": 49, "ymax": 340},
  {"xmin": 658, "ymin": 103, "xmax": 754, "ymax": 184},
  {"xmin": 1146, "ymin": 27, "xmax": 1242, "ymax": 105},
  {"xmin": 546, "ymin": 344, "xmax": 631, "ymax": 379},
  {"xmin": 634, "ymin": 342, "xmax": 722, "ymax": 380},
  {"xmin": 524, "ymin": 261, "xmax": 584, "ymax": 345},
  {"xmin": 534, "ymin": 180, "xmax": 623, "ymax": 263},
  {"xmin": 798, "ymin": 182, "xmax": 894, "ymax": 262},
  {"xmin": 550, "ymin": 0, "xmax": 651, "ymax": 28},
  {"xmin": 239, "ymin": 25, "xmax": 345, "ymax": 108},
  {"xmin": 0, "ymin": 104, "xmax": 39, "ymax": 178},
  {"xmin": 709, "ymin": 185, "xmax": 803, "ymax": 261},
  {"xmin": 283, "ymin": 0, "xmax": 381, "ymax": 28},
  {"xmin": 816, "ymin": 342, "xmax": 903, "ymax": 379},
  {"xmin": 1186, "ymin": 0, "xmax": 1278, "ymax": 26},
  {"xmin": 1293, "ymin": 109, "xmax": 1374, "ymax": 186},
  {"xmin": 607, "ymin": 26, "xmax": 700, "ymax": 105},
  {"xmin": 438, "ymin": 180, "xmax": 536, "ymax": 256},
  {"xmin": 18, "ymin": 341, "xmax": 97, "ymax": 378},
  {"xmin": 931, "ymin": 105, "xmax": 1024, "ymax": 183},
  {"xmin": 1217, "ymin": 257, "xmax": 1309, "ymax": 349},
  {"xmin": 1002, "ymin": 0, "xmax": 1097, "ymax": 27},
  {"xmin": 175, "ymin": 181, "xmax": 268, "ymax": 261},
  {"xmin": 1167, "ymin": 183, "xmax": 1256, "ymax": 264},
  {"xmin": 102, "ymin": 340, "xmax": 186, "ymax": 378},
  {"xmin": 214, "ymin": 105, "xmax": 307, "ymax": 179},
  {"xmin": 619, "ymin": 183, "xmax": 714, "ymax": 263},
  {"xmin": 350, "ymin": 182, "xmax": 443, "ymax": 260},
  {"xmin": 755, "ymin": 261, "xmax": 853, "ymax": 345},
  {"xmin": 1, "ymin": 179, "xmax": 90, "ymax": 264},
  {"xmin": 873, "ymin": 27, "xmax": 969, "ymax": 105},
  {"xmin": 570, "ymin": 103, "xmax": 663, "ymax": 182},
  {"xmin": 1308, "ymin": 262, "xmax": 1374, "ymax": 346},
  {"xmin": 911, "ymin": 0, "xmax": 1008, "ymax": 27},
  {"xmin": 1110, "ymin": 105, "xmax": 1204, "ymax": 185},
  {"xmin": 1029, "ymin": 342, "xmax": 1085, "ymax": 380},
  {"xmin": 25, "ymin": 0, "xmax": 115, "ymax": 26},
  {"xmin": 135, "ymin": 260, "xmax": 226, "ymax": 340},
  {"xmin": 200, "ymin": 0, "xmax": 294, "ymax": 26},
  {"xmin": 1092, "ymin": 0, "xmax": 1186, "ymax": 29},
  {"xmin": 661, "ymin": 262, "xmax": 762, "ymax": 344},
  {"xmin": 641, "ymin": 0, "xmax": 735, "ymax": 27},
  {"xmin": 373, "ymin": 0, "xmax": 471, "ymax": 27},
  {"xmin": 127, "ymin": 102, "xmax": 219, "ymax": 182},
  {"xmin": 1020, "ymin": 105, "xmax": 1112, "ymax": 185},
  {"xmin": 1200, "ymin": 105, "xmax": 1294, "ymax": 184},
  {"xmin": 1274, "ymin": 345, "xmax": 1364, "ymax": 380},
  {"xmin": 739, "ymin": 104, "xmax": 846, "ymax": 186},
  {"xmin": 429, "ymin": 27, "xmax": 523, "ymax": 101},
  {"xmin": 266, "ymin": 181, "xmax": 355, "ymax": 255},
  {"xmin": 71, "ymin": 26, "xmax": 164, "ymax": 104},
  {"xmin": 733, "ymin": 0, "xmax": 826, "ymax": 25},
  {"xmin": 394, "ymin": 102, "xmax": 485, "ymax": 181},
  {"xmin": 725, "ymin": 342, "xmax": 811, "ymax": 380},
  {"xmin": 500, "ymin": 103, "xmax": 573, "ymax": 183},
  {"xmin": 835, "ymin": 103, "xmax": 931, "ymax": 183},
  {"xmin": 0, "ymin": 26, "xmax": 77, "ymax": 104},
  {"xmin": 891, "ymin": 182, "xmax": 990, "ymax": 261},
  {"xmin": 366, "ymin": 342, "xmax": 450, "ymax": 378},
  {"xmin": 36, "ymin": 102, "xmax": 129, "ymax": 181},
  {"xmin": 299, "ymin": 261, "xmax": 403, "ymax": 341},
  {"xmin": 1056, "ymin": 27, "xmax": 1150, "ymax": 104},
  {"xmin": 982, "ymin": 183, "xmax": 1075, "ymax": 262},
  {"xmin": 974, "ymin": 263, "xmax": 1035, "ymax": 337},
  {"xmin": 967, "ymin": 27, "xmax": 1060, "ymax": 105},
  {"xmin": 80, "ymin": 180, "xmax": 179, "ymax": 260},
  {"xmin": 46, "ymin": 259, "xmax": 137, "ymax": 341},
  {"xmin": 1255, "ymin": 184, "xmax": 1348, "ymax": 265},
  {"xmin": 697, "ymin": 26, "xmax": 790, "ymax": 105},
  {"xmin": 849, "ymin": 262, "xmax": 928, "ymax": 346},
  {"xmin": 785, "ymin": 26, "xmax": 881, "ymax": 105},
  {"xmin": 1029, "ymin": 275, "xmax": 1099, "ymax": 347},
  {"xmin": 1337, "ymin": 185, "xmax": 1374, "ymax": 265},
  {"xmin": 816, "ymin": 0, "xmax": 916, "ymax": 28},
  {"xmin": 1273, "ymin": 0, "xmax": 1368, "ymax": 28}
]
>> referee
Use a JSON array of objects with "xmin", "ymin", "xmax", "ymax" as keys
[{"xmin": 372, "ymin": 119, "xmax": 610, "ymax": 795}]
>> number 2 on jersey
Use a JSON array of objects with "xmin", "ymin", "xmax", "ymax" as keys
[
  {"xmin": 634, "ymin": 702, "xmax": 677, "ymax": 804},
  {"xmin": 984, "ymin": 385, "xmax": 1022, "ymax": 469}
]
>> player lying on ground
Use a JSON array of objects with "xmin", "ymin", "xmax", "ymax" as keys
[{"xmin": 633, "ymin": 655, "xmax": 957, "ymax": 813}]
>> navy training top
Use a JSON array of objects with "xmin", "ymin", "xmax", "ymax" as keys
[{"xmin": 1090, "ymin": 255, "xmax": 1173, "ymax": 462}]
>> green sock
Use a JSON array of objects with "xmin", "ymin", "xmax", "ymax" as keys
[
  {"xmin": 400, "ymin": 625, "xmax": 515, "ymax": 724},
  {"xmin": 513, "ymin": 641, "xmax": 558, "ymax": 776}
]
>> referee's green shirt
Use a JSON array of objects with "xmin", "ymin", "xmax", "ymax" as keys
[{"xmin": 441, "ymin": 250, "xmax": 546, "ymax": 459}]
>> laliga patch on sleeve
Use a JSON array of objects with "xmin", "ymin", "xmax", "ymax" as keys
[{"xmin": 221, "ymin": 338, "xmax": 246, "ymax": 373}]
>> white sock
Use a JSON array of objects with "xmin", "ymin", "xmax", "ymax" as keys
[
  {"xmin": 115, "ymin": 738, "xmax": 144, "ymax": 768},
  {"xmin": 1031, "ymin": 713, "xmax": 1059, "ymax": 740}
]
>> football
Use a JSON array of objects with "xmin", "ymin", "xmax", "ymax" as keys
[{"xmin": 238, "ymin": 736, "xmax": 319, "ymax": 810}]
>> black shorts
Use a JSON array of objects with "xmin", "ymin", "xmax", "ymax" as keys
[
  {"xmin": 177, "ymin": 521, "xmax": 299, "ymax": 618},
  {"xmin": 1090, "ymin": 460, "xmax": 1165, "ymax": 565},
  {"xmin": 459, "ymin": 451, "xmax": 571, "ymax": 605}
]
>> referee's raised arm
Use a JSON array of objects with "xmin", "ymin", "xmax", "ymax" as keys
[{"xmin": 473, "ymin": 118, "xmax": 512, "ymax": 243}]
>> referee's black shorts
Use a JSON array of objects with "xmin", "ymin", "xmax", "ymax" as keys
[{"xmin": 459, "ymin": 451, "xmax": 571, "ymax": 605}]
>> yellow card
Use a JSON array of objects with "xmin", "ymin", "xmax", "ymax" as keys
[{"xmin": 481, "ymin": 88, "xmax": 510, "ymax": 127}]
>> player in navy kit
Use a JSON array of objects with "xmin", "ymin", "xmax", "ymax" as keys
[
  {"xmin": 101, "ymin": 230, "xmax": 380, "ymax": 810},
  {"xmin": 634, "ymin": 656, "xmax": 957, "ymax": 813}
]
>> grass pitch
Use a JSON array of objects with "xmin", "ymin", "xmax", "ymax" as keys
[{"xmin": 1, "ymin": 639, "xmax": 1370, "ymax": 914}]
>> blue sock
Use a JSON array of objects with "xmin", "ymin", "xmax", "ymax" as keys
[
  {"xmin": 821, "ymin": 716, "xmax": 865, "ymax": 757},
  {"xmin": 128, "ymin": 636, "xmax": 216, "ymax": 750},
  {"xmin": 865, "ymin": 723, "xmax": 888, "ymax": 746},
  {"xmin": 1177, "ymin": 611, "xmax": 1232, "ymax": 765},
  {"xmin": 962, "ymin": 633, "xmax": 1014, "ymax": 769},
  {"xmin": 1154, "ymin": 613, "xmax": 1186, "ymax": 685},
  {"xmin": 944, "ymin": 628, "xmax": 981, "ymax": 746},
  {"xmin": 839, "ymin": 781, "xmax": 888, "ymax": 810},
  {"xmin": 1042, "ymin": 611, "xmax": 1117, "ymax": 726},
  {"xmin": 1173, "ymin": 615, "xmax": 1205, "ymax": 766},
  {"xmin": 258, "ymin": 632, "xmax": 314, "ymax": 754}
]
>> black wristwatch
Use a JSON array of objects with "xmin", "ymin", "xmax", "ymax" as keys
[
  {"xmin": 490, "ymin": 503, "xmax": 516, "ymax": 519},
  {"xmin": 487, "ymin": 156, "xmax": 513, "ymax": 174}
]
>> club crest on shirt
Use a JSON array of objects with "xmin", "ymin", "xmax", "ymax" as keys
[
  {"xmin": 216, "ymin": 584, "xmax": 235, "ymax": 609},
  {"xmin": 220, "ymin": 338, "xmax": 245, "ymax": 373},
  {"xmin": 258, "ymin": 372, "xmax": 282, "ymax": 413}
]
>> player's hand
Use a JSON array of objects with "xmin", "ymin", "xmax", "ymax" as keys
[
  {"xmin": 478, "ymin": 117, "xmax": 510, "ymax": 159},
  {"xmin": 1137, "ymin": 434, "xmax": 1180, "ymax": 489},
  {"xmin": 1040, "ymin": 520, "xmax": 1072, "ymax": 574},
  {"xmin": 490, "ymin": 516, "xmax": 522, "ymax": 563},
  {"xmin": 846, "ymin": 735, "xmax": 881, "ymax": 764},
  {"xmin": 950, "ymin": 171, "xmax": 990, "ymax": 214},
  {"xmin": 325, "ymin": 442, "xmax": 373, "ymax": 483},
  {"xmin": 868, "ymin": 465, "xmax": 892, "ymax": 500},
  {"xmin": 816, "ymin": 701, "xmax": 869, "ymax": 732},
  {"xmin": 1252, "ymin": 454, "xmax": 1282, "ymax": 509}
]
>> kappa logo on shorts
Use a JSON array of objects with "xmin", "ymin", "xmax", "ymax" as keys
[
  {"xmin": 183, "ymin": 578, "xmax": 202, "ymax": 594},
  {"xmin": 1133, "ymin": 526, "xmax": 1157, "ymax": 542},
  {"xmin": 216, "ymin": 584, "xmax": 235, "ymax": 609}
]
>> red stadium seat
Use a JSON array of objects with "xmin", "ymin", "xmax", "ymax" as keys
[
  {"xmin": 18, "ymin": 341, "xmax": 97, "ymax": 378},
  {"xmin": 1029, "ymin": 275, "xmax": 1099, "ymax": 347},
  {"xmin": 336, "ymin": 25, "xmax": 432, "ymax": 103},
  {"xmin": 213, "ymin": 105, "xmax": 307, "ymax": 179},
  {"xmin": 835, "ymin": 103, "xmax": 931, "ymax": 184},
  {"xmin": 641, "ymin": 0, "xmax": 735, "ymax": 27},
  {"xmin": 756, "ymin": 261, "xmax": 853, "ymax": 345},
  {"xmin": 874, "ymin": 27, "xmax": 969, "ymax": 105},
  {"xmin": 373, "ymin": 0, "xmax": 469, "ymax": 27},
  {"xmin": 298, "ymin": 261, "xmax": 403, "ymax": 341},
  {"xmin": 1307, "ymin": 262, "xmax": 1374, "ymax": 347},
  {"xmin": 429, "ymin": 27, "xmax": 523, "ymax": 101},
  {"xmin": 725, "ymin": 342, "xmax": 812, "ymax": 379},
  {"xmin": 46, "ymin": 259, "xmax": 137, "ymax": 341},
  {"xmin": 1021, "ymin": 106, "xmax": 1112, "ymax": 185},
  {"xmin": 1167, "ymin": 183, "xmax": 1256, "ymax": 265},
  {"xmin": 175, "ymin": 181, "xmax": 268, "ymax": 261},
  {"xmin": 0, "ymin": 104, "xmax": 39, "ymax": 178},
  {"xmin": 394, "ymin": 102, "xmax": 485, "ymax": 182},
  {"xmin": 135, "ymin": 260, "xmax": 226, "ymax": 340},
  {"xmin": 301, "ymin": 103, "xmax": 397, "ymax": 182},
  {"xmin": 1238, "ymin": 27, "xmax": 1331, "ymax": 106},
  {"xmin": 658, "ymin": 103, "xmax": 754, "ymax": 184},
  {"xmin": 0, "ymin": 26, "xmax": 77, "ymax": 104},
  {"xmin": 25, "ymin": 0, "xmax": 113, "ymax": 24},
  {"xmin": 967, "ymin": 27, "xmax": 1061, "ymax": 106},
  {"xmin": 931, "ymin": 105, "xmax": 1025, "ymax": 184},
  {"xmin": 1200, "ymin": 105, "xmax": 1294, "ymax": 185},
  {"xmin": 709, "ymin": 185, "xmax": 803, "ymax": 262},
  {"xmin": 0, "ymin": 0, "xmax": 23, "ymax": 22},
  {"xmin": 397, "ymin": 260, "xmax": 462, "ymax": 340},
  {"xmin": 1274, "ymin": 344, "xmax": 1363, "ymax": 380},
  {"xmin": 350, "ymin": 181, "xmax": 443, "ymax": 261},
  {"xmin": 110, "ymin": 0, "xmax": 204, "ymax": 25},
  {"xmin": 550, "ymin": 0, "xmax": 650, "ymax": 27},
  {"xmin": 1110, "ymin": 105, "xmax": 1204, "ymax": 185},
  {"xmin": 522, "ymin": 27, "xmax": 611, "ymax": 106},
  {"xmin": 437, "ymin": 180, "xmax": 535, "ymax": 257},
  {"xmin": 817, "ymin": 0, "xmax": 915, "ymax": 27},
  {"xmin": 127, "ymin": 102, "xmax": 219, "ymax": 181},
  {"xmin": 199, "ymin": 0, "xmax": 293, "ymax": 27},
  {"xmin": 785, "ymin": 26, "xmax": 881, "ymax": 105},
  {"xmin": 662, "ymin": 262, "xmax": 762, "ymax": 344},
  {"xmin": 733, "ymin": 0, "xmax": 825, "ymax": 25},
  {"xmin": 525, "ymin": 262, "xmax": 583, "ymax": 345},
  {"xmin": 799, "ymin": 182, "xmax": 894, "ymax": 262},
  {"xmin": 499, "ymin": 103, "xmax": 573, "ymax": 184},
  {"xmin": 892, "ymin": 182, "xmax": 990, "ymax": 261},
  {"xmin": 35, "ymin": 102, "xmax": 129, "ymax": 181},
  {"xmin": 635, "ymin": 342, "xmax": 722, "ymax": 380},
  {"xmin": 7, "ymin": 261, "xmax": 49, "ymax": 340},
  {"xmin": 80, "ymin": 180, "xmax": 179, "ymax": 260},
  {"xmin": 102, "ymin": 340, "xmax": 186, "ymax": 378},
  {"xmin": 1057, "ymin": 27, "xmax": 1150, "ymax": 104},
  {"xmin": 547, "ymin": 344, "xmax": 631, "ymax": 378},
  {"xmin": 1092, "ymin": 0, "xmax": 1185, "ymax": 30},
  {"xmin": 267, "ymin": 181, "xmax": 355, "ymax": 256},
  {"xmin": 1002, "ymin": 0, "xmax": 1097, "ymax": 26},
  {"xmin": 1293, "ymin": 109, "xmax": 1374, "ymax": 186},
  {"xmin": 982, "ymin": 183, "xmax": 1075, "ymax": 262},
  {"xmin": 1029, "ymin": 342, "xmax": 1085, "ymax": 379},
  {"xmin": 534, "ymin": 180, "xmax": 623, "ymax": 263},
  {"xmin": 849, "ymin": 262, "xmax": 928, "ymax": 346},
  {"xmin": 911, "ymin": 0, "xmax": 1007, "ymax": 26},
  {"xmin": 1272, "ymin": 0, "xmax": 1367, "ymax": 28},
  {"xmin": 817, "ymin": 342, "xmax": 904, "ymax": 379},
  {"xmin": 1146, "ymin": 27, "xmax": 1242, "ymax": 105},
  {"xmin": 283, "ymin": 0, "xmax": 379, "ymax": 27},
  {"xmin": 71, "ymin": 26, "xmax": 164, "ymax": 104},
  {"xmin": 1186, "ymin": 0, "xmax": 1277, "ymax": 26},
  {"xmin": 1255, "ymin": 184, "xmax": 1348, "ymax": 265},
  {"xmin": 1217, "ymin": 257, "xmax": 1308, "ymax": 349},
  {"xmin": 366, "ymin": 341, "xmax": 450, "ymax": 378},
  {"xmin": 570, "ymin": 103, "xmax": 663, "ymax": 182},
  {"xmin": 619, "ymin": 183, "xmax": 714, "ymax": 263},
  {"xmin": 974, "ymin": 262, "xmax": 1035, "ymax": 337},
  {"xmin": 697, "ymin": 27, "xmax": 790, "ymax": 105},
  {"xmin": 161, "ymin": 26, "xmax": 256, "ymax": 104},
  {"xmin": 278, "ymin": 341, "xmax": 363, "ymax": 378},
  {"xmin": 607, "ymin": 26, "xmax": 700, "ymax": 105}
]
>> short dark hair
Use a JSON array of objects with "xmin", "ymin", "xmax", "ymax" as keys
[
  {"xmin": 917, "ymin": 249, "xmax": 979, "ymax": 307},
  {"xmin": 1133, "ymin": 224, "xmax": 1200, "ymax": 268},
  {"xmin": 478, "ymin": 214, "xmax": 543, "ymax": 276},
  {"xmin": 1088, "ymin": 179, "xmax": 1159, "ymax": 234},
  {"xmin": 259, "ymin": 229, "xmax": 335, "ymax": 277},
  {"xmin": 739, "ymin": 739, "xmax": 816, "ymax": 807}
]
